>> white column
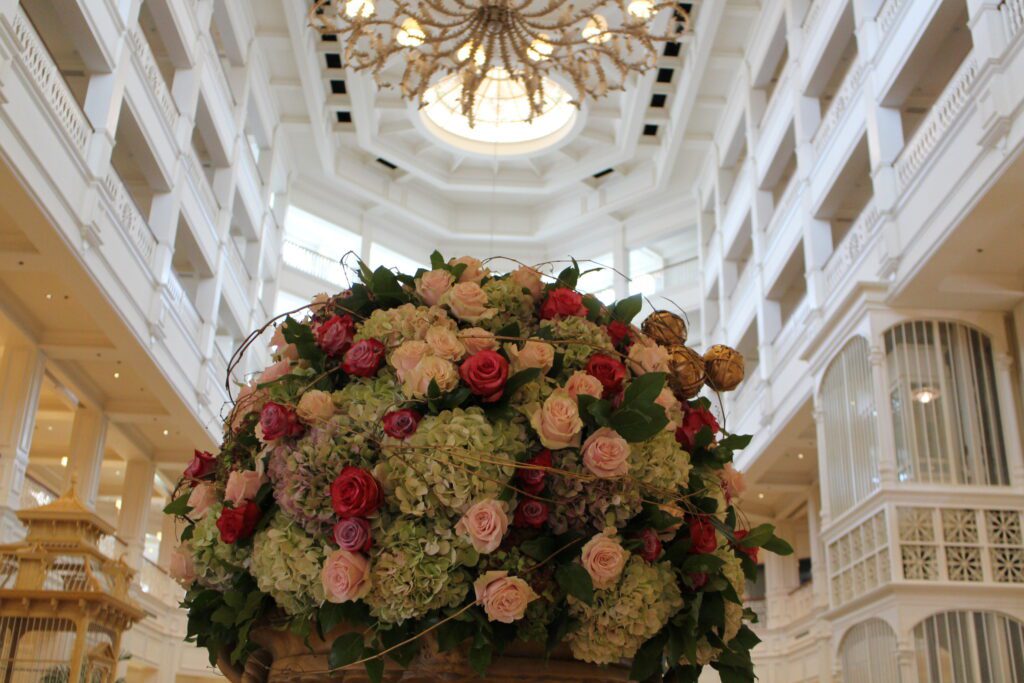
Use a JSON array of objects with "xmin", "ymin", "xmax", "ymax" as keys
[
  {"xmin": 117, "ymin": 458, "xmax": 157, "ymax": 571},
  {"xmin": 0, "ymin": 345, "xmax": 45, "ymax": 541},
  {"xmin": 869, "ymin": 345, "xmax": 899, "ymax": 486},
  {"xmin": 813, "ymin": 408, "xmax": 832, "ymax": 526},
  {"xmin": 65, "ymin": 406, "xmax": 108, "ymax": 509},
  {"xmin": 994, "ymin": 353, "xmax": 1024, "ymax": 486},
  {"xmin": 806, "ymin": 492, "xmax": 829, "ymax": 610}
]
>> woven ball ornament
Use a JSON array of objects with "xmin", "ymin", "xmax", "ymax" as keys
[
  {"xmin": 703, "ymin": 344, "xmax": 745, "ymax": 392},
  {"xmin": 641, "ymin": 310, "xmax": 688, "ymax": 346},
  {"xmin": 666, "ymin": 344, "xmax": 706, "ymax": 399}
]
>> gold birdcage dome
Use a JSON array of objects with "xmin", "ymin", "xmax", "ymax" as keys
[{"xmin": 0, "ymin": 477, "xmax": 144, "ymax": 683}]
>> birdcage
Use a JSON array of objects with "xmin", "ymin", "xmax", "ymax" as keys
[{"xmin": 0, "ymin": 477, "xmax": 144, "ymax": 683}]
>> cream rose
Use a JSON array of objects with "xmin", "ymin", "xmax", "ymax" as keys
[
  {"xmin": 473, "ymin": 571, "xmax": 538, "ymax": 623},
  {"xmin": 389, "ymin": 340, "xmax": 429, "ymax": 381},
  {"xmin": 224, "ymin": 469, "xmax": 266, "ymax": 506},
  {"xmin": 270, "ymin": 324, "xmax": 298, "ymax": 361},
  {"xmin": 450, "ymin": 256, "xmax": 490, "ymax": 284},
  {"xmin": 529, "ymin": 389, "xmax": 583, "ymax": 450},
  {"xmin": 296, "ymin": 389, "xmax": 335, "ymax": 425},
  {"xmin": 720, "ymin": 462, "xmax": 747, "ymax": 502},
  {"xmin": 564, "ymin": 371, "xmax": 604, "ymax": 400},
  {"xmin": 506, "ymin": 340, "xmax": 555, "ymax": 375},
  {"xmin": 655, "ymin": 386, "xmax": 682, "ymax": 430},
  {"xmin": 460, "ymin": 327, "xmax": 499, "ymax": 354},
  {"xmin": 580, "ymin": 530, "xmax": 628, "ymax": 590},
  {"xmin": 581, "ymin": 428, "xmax": 630, "ymax": 479},
  {"xmin": 309, "ymin": 293, "xmax": 330, "ymax": 313},
  {"xmin": 169, "ymin": 545, "xmax": 196, "ymax": 584},
  {"xmin": 403, "ymin": 355, "xmax": 459, "ymax": 398},
  {"xmin": 187, "ymin": 483, "xmax": 217, "ymax": 519},
  {"xmin": 416, "ymin": 269, "xmax": 454, "ymax": 306},
  {"xmin": 627, "ymin": 338, "xmax": 671, "ymax": 375},
  {"xmin": 258, "ymin": 359, "xmax": 292, "ymax": 384},
  {"xmin": 510, "ymin": 266, "xmax": 544, "ymax": 298},
  {"xmin": 425, "ymin": 325, "xmax": 466, "ymax": 361},
  {"xmin": 231, "ymin": 382, "xmax": 267, "ymax": 432},
  {"xmin": 455, "ymin": 499, "xmax": 509, "ymax": 554},
  {"xmin": 321, "ymin": 549, "xmax": 372, "ymax": 603},
  {"xmin": 443, "ymin": 282, "xmax": 496, "ymax": 323}
]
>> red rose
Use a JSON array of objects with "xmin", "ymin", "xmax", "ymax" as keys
[
  {"xmin": 183, "ymin": 450, "xmax": 217, "ymax": 485},
  {"xmin": 382, "ymin": 409, "xmax": 421, "ymax": 439},
  {"xmin": 513, "ymin": 499, "xmax": 549, "ymax": 528},
  {"xmin": 459, "ymin": 350, "xmax": 509, "ymax": 403},
  {"xmin": 732, "ymin": 529, "xmax": 760, "ymax": 564},
  {"xmin": 639, "ymin": 528, "xmax": 662, "ymax": 562},
  {"xmin": 315, "ymin": 315, "xmax": 355, "ymax": 357},
  {"xmin": 342, "ymin": 339, "xmax": 386, "ymax": 377},
  {"xmin": 540, "ymin": 288, "xmax": 586, "ymax": 320},
  {"xmin": 674, "ymin": 406, "xmax": 720, "ymax": 452},
  {"xmin": 607, "ymin": 321, "xmax": 634, "ymax": 348},
  {"xmin": 585, "ymin": 354, "xmax": 627, "ymax": 397},
  {"xmin": 216, "ymin": 502, "xmax": 261, "ymax": 543},
  {"xmin": 688, "ymin": 517, "xmax": 718, "ymax": 555},
  {"xmin": 516, "ymin": 449, "xmax": 552, "ymax": 495},
  {"xmin": 330, "ymin": 466, "xmax": 382, "ymax": 518},
  {"xmin": 688, "ymin": 572, "xmax": 709, "ymax": 589},
  {"xmin": 260, "ymin": 401, "xmax": 304, "ymax": 441}
]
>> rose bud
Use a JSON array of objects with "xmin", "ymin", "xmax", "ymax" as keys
[
  {"xmin": 259, "ymin": 401, "xmax": 304, "ymax": 441},
  {"xmin": 675, "ymin": 405, "xmax": 721, "ymax": 452},
  {"xmin": 183, "ymin": 449, "xmax": 217, "ymax": 485},
  {"xmin": 516, "ymin": 449, "xmax": 552, "ymax": 495},
  {"xmin": 330, "ymin": 466, "xmax": 383, "ymax": 518},
  {"xmin": 459, "ymin": 350, "xmax": 510, "ymax": 403},
  {"xmin": 381, "ymin": 409, "xmax": 422, "ymax": 439},
  {"xmin": 540, "ymin": 288, "xmax": 586, "ymax": 320},
  {"xmin": 342, "ymin": 339, "xmax": 386, "ymax": 377},
  {"xmin": 732, "ymin": 529, "xmax": 760, "ymax": 564},
  {"xmin": 333, "ymin": 517, "xmax": 372, "ymax": 553},
  {"xmin": 314, "ymin": 315, "xmax": 355, "ymax": 358},
  {"xmin": 513, "ymin": 499, "xmax": 550, "ymax": 529},
  {"xmin": 688, "ymin": 516, "xmax": 718, "ymax": 555},
  {"xmin": 638, "ymin": 528, "xmax": 663, "ymax": 562},
  {"xmin": 585, "ymin": 354, "xmax": 627, "ymax": 397},
  {"xmin": 216, "ymin": 502, "xmax": 261, "ymax": 544}
]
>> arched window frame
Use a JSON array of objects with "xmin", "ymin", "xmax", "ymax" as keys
[
  {"xmin": 838, "ymin": 618, "xmax": 902, "ymax": 683},
  {"xmin": 910, "ymin": 610, "xmax": 1024, "ymax": 682}
]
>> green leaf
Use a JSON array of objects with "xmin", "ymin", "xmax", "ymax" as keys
[
  {"xmin": 680, "ymin": 554, "xmax": 725, "ymax": 574},
  {"xmin": 613, "ymin": 294, "xmax": 643, "ymax": 323},
  {"xmin": 694, "ymin": 425, "xmax": 714, "ymax": 449},
  {"xmin": 582, "ymin": 294, "xmax": 604, "ymax": 323},
  {"xmin": 556, "ymin": 563, "xmax": 594, "ymax": 605},
  {"xmin": 764, "ymin": 535, "xmax": 794, "ymax": 555},
  {"xmin": 163, "ymin": 494, "xmax": 191, "ymax": 516},
  {"xmin": 494, "ymin": 322, "xmax": 520, "ymax": 339},
  {"xmin": 629, "ymin": 630, "xmax": 667, "ymax": 681},
  {"xmin": 210, "ymin": 606, "xmax": 235, "ymax": 625},
  {"xmin": 364, "ymin": 652, "xmax": 384, "ymax": 683},
  {"xmin": 623, "ymin": 372, "xmax": 667, "ymax": 405},
  {"xmin": 437, "ymin": 619, "xmax": 475, "ymax": 652},
  {"xmin": 503, "ymin": 367, "xmax": 542, "ymax": 397},
  {"xmin": 719, "ymin": 433, "xmax": 753, "ymax": 450},
  {"xmin": 698, "ymin": 592, "xmax": 725, "ymax": 632},
  {"xmin": 429, "ymin": 250, "xmax": 445, "ymax": 270},
  {"xmin": 223, "ymin": 590, "xmax": 244, "ymax": 609},
  {"xmin": 663, "ymin": 539, "xmax": 692, "ymax": 566},
  {"xmin": 666, "ymin": 623, "xmax": 688, "ymax": 666},
  {"xmin": 546, "ymin": 606, "xmax": 573, "ymax": 654},
  {"xmin": 468, "ymin": 642, "xmax": 493, "ymax": 676},
  {"xmin": 737, "ymin": 524, "xmax": 774, "ymax": 548},
  {"xmin": 610, "ymin": 404, "xmax": 669, "ymax": 442},
  {"xmin": 733, "ymin": 625, "xmax": 761, "ymax": 650},
  {"xmin": 519, "ymin": 535, "xmax": 558, "ymax": 562},
  {"xmin": 329, "ymin": 633, "xmax": 364, "ymax": 671},
  {"xmin": 555, "ymin": 262, "xmax": 579, "ymax": 289}
]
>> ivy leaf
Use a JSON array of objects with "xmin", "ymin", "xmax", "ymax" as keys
[
  {"xmin": 329, "ymin": 633, "xmax": 364, "ymax": 671},
  {"xmin": 623, "ymin": 372, "xmax": 666, "ymax": 405},
  {"xmin": 613, "ymin": 294, "xmax": 643, "ymax": 323},
  {"xmin": 163, "ymin": 494, "xmax": 191, "ymax": 516},
  {"xmin": 733, "ymin": 625, "xmax": 761, "ymax": 650},
  {"xmin": 629, "ymin": 630, "xmax": 668, "ymax": 681},
  {"xmin": 555, "ymin": 563, "xmax": 594, "ymax": 605}
]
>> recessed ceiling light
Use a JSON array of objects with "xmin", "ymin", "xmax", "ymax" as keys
[
  {"xmin": 113, "ymin": 372, "xmax": 120, "ymax": 379},
  {"xmin": 797, "ymin": 452, "xmax": 804, "ymax": 460},
  {"xmin": 45, "ymin": 293, "xmax": 53, "ymax": 300},
  {"xmin": 758, "ymin": 493, "xmax": 765, "ymax": 499},
  {"xmin": 115, "ymin": 469, "xmax": 121, "ymax": 476},
  {"xmin": 162, "ymin": 429, "xmax": 169, "ymax": 436},
  {"xmin": 60, "ymin": 456, "xmax": 68, "ymax": 467},
  {"xmin": 47, "ymin": 425, "xmax": 53, "ymax": 432},
  {"xmin": 114, "ymin": 498, "xmax": 122, "ymax": 510}
]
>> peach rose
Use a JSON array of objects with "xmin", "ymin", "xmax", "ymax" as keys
[
  {"xmin": 460, "ymin": 327, "xmax": 499, "ymax": 354},
  {"xmin": 321, "ymin": 549, "xmax": 372, "ymax": 603},
  {"xmin": 187, "ymin": 483, "xmax": 217, "ymax": 519},
  {"xmin": 259, "ymin": 359, "xmax": 292, "ymax": 385},
  {"xmin": 443, "ymin": 282, "xmax": 496, "ymax": 324},
  {"xmin": 296, "ymin": 389, "xmax": 336, "ymax": 425},
  {"xmin": 389, "ymin": 340, "xmax": 429, "ymax": 382},
  {"xmin": 225, "ymin": 469, "xmax": 266, "ymax": 506},
  {"xmin": 309, "ymin": 293, "xmax": 330, "ymax": 313},
  {"xmin": 403, "ymin": 355, "xmax": 459, "ymax": 398},
  {"xmin": 511, "ymin": 266, "xmax": 544, "ymax": 299},
  {"xmin": 529, "ymin": 389, "xmax": 583, "ymax": 449},
  {"xmin": 270, "ymin": 324, "xmax": 298, "ymax": 361},
  {"xmin": 655, "ymin": 387, "xmax": 682, "ymax": 430},
  {"xmin": 455, "ymin": 499, "xmax": 509, "ymax": 554},
  {"xmin": 169, "ymin": 545, "xmax": 196, "ymax": 584},
  {"xmin": 416, "ymin": 269, "xmax": 454, "ymax": 306},
  {"xmin": 581, "ymin": 428, "xmax": 630, "ymax": 479},
  {"xmin": 450, "ymin": 256, "xmax": 490, "ymax": 284},
  {"xmin": 565, "ymin": 371, "xmax": 604, "ymax": 400},
  {"xmin": 473, "ymin": 571, "xmax": 538, "ymax": 623},
  {"xmin": 580, "ymin": 530, "xmax": 628, "ymax": 590},
  {"xmin": 506, "ymin": 340, "xmax": 555, "ymax": 375},
  {"xmin": 720, "ymin": 462, "xmax": 747, "ymax": 503},
  {"xmin": 627, "ymin": 338, "xmax": 670, "ymax": 375},
  {"xmin": 231, "ymin": 382, "xmax": 267, "ymax": 431},
  {"xmin": 425, "ymin": 325, "xmax": 466, "ymax": 361}
]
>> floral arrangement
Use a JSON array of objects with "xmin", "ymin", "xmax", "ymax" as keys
[{"xmin": 165, "ymin": 253, "xmax": 791, "ymax": 682}]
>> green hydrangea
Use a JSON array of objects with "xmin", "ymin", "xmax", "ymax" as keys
[
  {"xmin": 190, "ymin": 505, "xmax": 247, "ymax": 590},
  {"xmin": 630, "ymin": 431, "xmax": 693, "ymax": 497},
  {"xmin": 507, "ymin": 375, "xmax": 557, "ymax": 423},
  {"xmin": 354, "ymin": 304, "xmax": 454, "ymax": 347},
  {"xmin": 250, "ymin": 513, "xmax": 326, "ymax": 617},
  {"xmin": 691, "ymin": 465, "xmax": 728, "ymax": 517},
  {"xmin": 548, "ymin": 451, "xmax": 642, "ymax": 533},
  {"xmin": 540, "ymin": 317, "xmax": 613, "ymax": 379},
  {"xmin": 567, "ymin": 557, "xmax": 683, "ymax": 664},
  {"xmin": 334, "ymin": 370, "xmax": 403, "ymax": 426},
  {"xmin": 380, "ymin": 407, "xmax": 525, "ymax": 517},
  {"xmin": 480, "ymin": 278, "xmax": 536, "ymax": 334},
  {"xmin": 364, "ymin": 517, "xmax": 470, "ymax": 623}
]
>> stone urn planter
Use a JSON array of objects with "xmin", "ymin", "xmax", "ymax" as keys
[{"xmin": 217, "ymin": 621, "xmax": 630, "ymax": 682}]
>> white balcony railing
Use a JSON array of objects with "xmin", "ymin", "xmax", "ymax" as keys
[
  {"xmin": 126, "ymin": 27, "xmax": 179, "ymax": 131},
  {"xmin": 101, "ymin": 171, "xmax": 159, "ymax": 269},
  {"xmin": 167, "ymin": 270, "xmax": 203, "ymax": 338},
  {"xmin": 282, "ymin": 239, "xmax": 349, "ymax": 287},
  {"xmin": 769, "ymin": 582, "xmax": 816, "ymax": 629},
  {"xmin": 765, "ymin": 178, "xmax": 799, "ymax": 238},
  {"xmin": 185, "ymin": 148, "xmax": 220, "ymax": 233},
  {"xmin": 1005, "ymin": 0, "xmax": 1024, "ymax": 38},
  {"xmin": 822, "ymin": 201, "xmax": 882, "ymax": 296},
  {"xmin": 138, "ymin": 558, "xmax": 186, "ymax": 607},
  {"xmin": 812, "ymin": 60, "xmax": 866, "ymax": 158}
]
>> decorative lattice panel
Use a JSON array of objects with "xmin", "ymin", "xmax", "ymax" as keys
[{"xmin": 828, "ymin": 511, "xmax": 889, "ymax": 607}]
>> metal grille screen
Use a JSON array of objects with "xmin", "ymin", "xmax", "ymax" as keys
[
  {"xmin": 912, "ymin": 611, "xmax": 1024, "ymax": 682},
  {"xmin": 840, "ymin": 618, "xmax": 901, "ymax": 683}
]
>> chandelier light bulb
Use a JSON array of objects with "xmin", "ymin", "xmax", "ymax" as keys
[
  {"xmin": 457, "ymin": 41, "xmax": 486, "ymax": 66},
  {"xmin": 344, "ymin": 0, "xmax": 374, "ymax": 19},
  {"xmin": 527, "ymin": 34, "xmax": 554, "ymax": 61},
  {"xmin": 582, "ymin": 15, "xmax": 610, "ymax": 44},
  {"xmin": 396, "ymin": 17, "xmax": 425, "ymax": 47},
  {"xmin": 627, "ymin": 0, "xmax": 655, "ymax": 20}
]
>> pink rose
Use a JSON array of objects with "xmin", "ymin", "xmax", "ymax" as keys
[
  {"xmin": 402, "ymin": 355, "xmax": 459, "ymax": 398},
  {"xmin": 416, "ymin": 269, "xmax": 455, "ymax": 306},
  {"xmin": 506, "ymin": 340, "xmax": 555, "ymax": 375},
  {"xmin": 224, "ymin": 470, "xmax": 265, "ymax": 506},
  {"xmin": 333, "ymin": 517, "xmax": 372, "ymax": 553},
  {"xmin": 455, "ymin": 499, "xmax": 509, "ymax": 554},
  {"xmin": 473, "ymin": 571, "xmax": 538, "ymax": 623},
  {"xmin": 510, "ymin": 266, "xmax": 544, "ymax": 298},
  {"xmin": 296, "ymin": 389, "xmax": 336, "ymax": 425},
  {"xmin": 425, "ymin": 325, "xmax": 466, "ymax": 361},
  {"xmin": 655, "ymin": 387, "xmax": 682, "ymax": 430},
  {"xmin": 580, "ymin": 530, "xmax": 628, "ymax": 590},
  {"xmin": 389, "ymin": 340, "xmax": 429, "ymax": 382},
  {"xmin": 581, "ymin": 428, "xmax": 630, "ymax": 479},
  {"xmin": 460, "ymin": 327, "xmax": 499, "ymax": 354},
  {"xmin": 321, "ymin": 549, "xmax": 372, "ymax": 603},
  {"xmin": 443, "ymin": 282, "xmax": 496, "ymax": 323},
  {"xmin": 627, "ymin": 337, "xmax": 671, "ymax": 375},
  {"xmin": 449, "ymin": 256, "xmax": 490, "ymax": 284},
  {"xmin": 564, "ymin": 371, "xmax": 604, "ymax": 400},
  {"xmin": 720, "ymin": 462, "xmax": 747, "ymax": 503},
  {"xmin": 187, "ymin": 482, "xmax": 217, "ymax": 519},
  {"xmin": 529, "ymin": 389, "xmax": 583, "ymax": 450},
  {"xmin": 258, "ymin": 359, "xmax": 292, "ymax": 384},
  {"xmin": 169, "ymin": 545, "xmax": 196, "ymax": 584},
  {"xmin": 270, "ymin": 324, "xmax": 298, "ymax": 361},
  {"xmin": 231, "ymin": 383, "xmax": 267, "ymax": 432}
]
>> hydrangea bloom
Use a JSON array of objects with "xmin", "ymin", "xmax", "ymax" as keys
[
  {"xmin": 629, "ymin": 430, "xmax": 693, "ymax": 494},
  {"xmin": 354, "ymin": 304, "xmax": 454, "ymax": 347},
  {"xmin": 481, "ymin": 278, "xmax": 536, "ymax": 335},
  {"xmin": 567, "ymin": 557, "xmax": 682, "ymax": 664},
  {"xmin": 548, "ymin": 451, "xmax": 642, "ymax": 533},
  {"xmin": 381, "ymin": 407, "xmax": 525, "ymax": 517},
  {"xmin": 539, "ymin": 317, "xmax": 614, "ymax": 378},
  {"xmin": 190, "ymin": 504, "xmax": 248, "ymax": 590},
  {"xmin": 334, "ymin": 370, "xmax": 403, "ymax": 426},
  {"xmin": 364, "ymin": 517, "xmax": 470, "ymax": 623},
  {"xmin": 250, "ymin": 513, "xmax": 326, "ymax": 617}
]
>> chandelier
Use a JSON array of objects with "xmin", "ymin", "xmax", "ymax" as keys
[{"xmin": 308, "ymin": 0, "xmax": 688, "ymax": 126}]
